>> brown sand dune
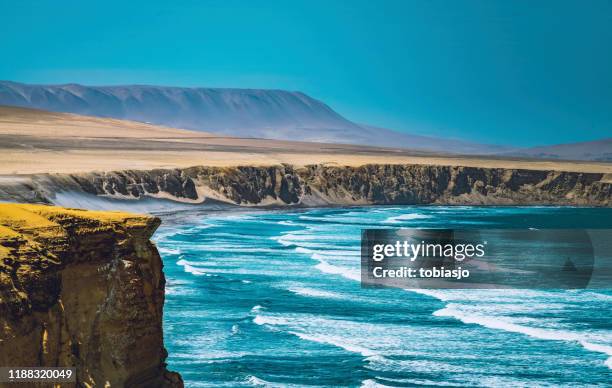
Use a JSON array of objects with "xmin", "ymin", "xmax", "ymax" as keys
[{"xmin": 0, "ymin": 105, "xmax": 610, "ymax": 175}]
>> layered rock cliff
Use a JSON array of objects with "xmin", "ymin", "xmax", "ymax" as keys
[
  {"xmin": 0, "ymin": 204, "xmax": 182, "ymax": 387},
  {"xmin": 1, "ymin": 164, "xmax": 610, "ymax": 207}
]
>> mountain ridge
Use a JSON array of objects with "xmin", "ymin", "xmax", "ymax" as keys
[
  {"xmin": 0, "ymin": 80, "xmax": 359, "ymax": 130},
  {"xmin": 0, "ymin": 80, "xmax": 501, "ymax": 154},
  {"xmin": 503, "ymin": 138, "xmax": 612, "ymax": 162},
  {"xmin": 1, "ymin": 81, "xmax": 609, "ymax": 160}
]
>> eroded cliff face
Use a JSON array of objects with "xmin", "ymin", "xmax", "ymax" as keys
[
  {"xmin": 5, "ymin": 164, "xmax": 608, "ymax": 207},
  {"xmin": 0, "ymin": 204, "xmax": 182, "ymax": 387}
]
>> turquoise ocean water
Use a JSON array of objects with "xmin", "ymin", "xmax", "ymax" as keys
[{"xmin": 154, "ymin": 206, "xmax": 612, "ymax": 387}]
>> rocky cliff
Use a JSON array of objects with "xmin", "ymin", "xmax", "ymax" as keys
[
  {"xmin": 1, "ymin": 164, "xmax": 610, "ymax": 207},
  {"xmin": 0, "ymin": 204, "xmax": 182, "ymax": 387}
]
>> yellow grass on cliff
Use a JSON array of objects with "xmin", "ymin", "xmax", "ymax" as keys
[
  {"xmin": 0, "ymin": 105, "xmax": 610, "ymax": 175},
  {"xmin": 0, "ymin": 203, "xmax": 155, "ymax": 241},
  {"xmin": 0, "ymin": 203, "xmax": 158, "ymax": 263}
]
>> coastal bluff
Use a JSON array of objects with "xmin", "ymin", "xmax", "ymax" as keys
[
  {"xmin": 0, "ymin": 204, "xmax": 182, "ymax": 387},
  {"xmin": 2, "ymin": 164, "xmax": 610, "ymax": 207}
]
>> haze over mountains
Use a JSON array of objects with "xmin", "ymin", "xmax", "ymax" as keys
[
  {"xmin": 0, "ymin": 81, "xmax": 609, "ymax": 160},
  {"xmin": 504, "ymin": 139, "xmax": 612, "ymax": 162},
  {"xmin": 0, "ymin": 81, "xmax": 502, "ymax": 154}
]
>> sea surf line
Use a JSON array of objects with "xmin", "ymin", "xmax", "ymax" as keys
[{"xmin": 156, "ymin": 206, "xmax": 612, "ymax": 387}]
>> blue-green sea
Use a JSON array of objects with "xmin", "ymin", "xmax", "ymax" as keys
[{"xmin": 154, "ymin": 206, "xmax": 612, "ymax": 387}]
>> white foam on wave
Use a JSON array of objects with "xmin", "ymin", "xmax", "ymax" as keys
[
  {"xmin": 253, "ymin": 313, "xmax": 383, "ymax": 358},
  {"xmin": 314, "ymin": 261, "xmax": 361, "ymax": 282},
  {"xmin": 214, "ymin": 214, "xmax": 254, "ymax": 222},
  {"xmin": 175, "ymin": 244, "xmax": 280, "ymax": 254},
  {"xmin": 290, "ymin": 332, "xmax": 377, "ymax": 357},
  {"xmin": 294, "ymin": 246, "xmax": 313, "ymax": 254},
  {"xmin": 201, "ymin": 231, "xmax": 255, "ymax": 239},
  {"xmin": 310, "ymin": 253, "xmax": 359, "ymax": 266},
  {"xmin": 311, "ymin": 249, "xmax": 360, "ymax": 258},
  {"xmin": 371, "ymin": 207, "xmax": 403, "ymax": 212},
  {"xmin": 246, "ymin": 375, "xmax": 272, "ymax": 386},
  {"xmin": 285, "ymin": 232, "xmax": 356, "ymax": 242},
  {"xmin": 176, "ymin": 259, "xmax": 206, "ymax": 276},
  {"xmin": 434, "ymin": 303, "xmax": 612, "ymax": 370},
  {"xmin": 384, "ymin": 213, "xmax": 432, "ymax": 224},
  {"xmin": 401, "ymin": 288, "xmax": 612, "ymax": 370},
  {"xmin": 288, "ymin": 286, "xmax": 345, "ymax": 300},
  {"xmin": 158, "ymin": 247, "xmax": 181, "ymax": 255},
  {"xmin": 169, "ymin": 206, "xmax": 612, "ymax": 375},
  {"xmin": 251, "ymin": 310, "xmax": 479, "ymax": 377},
  {"xmin": 360, "ymin": 379, "xmax": 396, "ymax": 388},
  {"xmin": 165, "ymin": 278, "xmax": 194, "ymax": 295},
  {"xmin": 281, "ymin": 229, "xmax": 362, "ymax": 283},
  {"xmin": 295, "ymin": 247, "xmax": 357, "ymax": 261},
  {"xmin": 297, "ymin": 215, "xmax": 326, "ymax": 221},
  {"xmin": 274, "ymin": 235, "xmax": 329, "ymax": 249},
  {"xmin": 407, "ymin": 289, "xmax": 453, "ymax": 302},
  {"xmin": 272, "ymin": 234, "xmax": 294, "ymax": 247},
  {"xmin": 580, "ymin": 291, "xmax": 612, "ymax": 301},
  {"xmin": 581, "ymin": 342, "xmax": 612, "ymax": 369},
  {"xmin": 271, "ymin": 216, "xmax": 612, "ymax": 371},
  {"xmin": 252, "ymin": 312, "xmax": 418, "ymax": 376},
  {"xmin": 274, "ymin": 229, "xmax": 356, "ymax": 247},
  {"xmin": 165, "ymin": 287, "xmax": 191, "ymax": 296},
  {"xmin": 250, "ymin": 305, "xmax": 264, "ymax": 313}
]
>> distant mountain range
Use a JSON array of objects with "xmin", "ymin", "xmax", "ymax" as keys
[
  {"xmin": 0, "ymin": 81, "xmax": 506, "ymax": 154},
  {"xmin": 0, "ymin": 81, "xmax": 609, "ymax": 161},
  {"xmin": 503, "ymin": 138, "xmax": 612, "ymax": 162}
]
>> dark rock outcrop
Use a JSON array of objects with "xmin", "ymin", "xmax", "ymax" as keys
[{"xmin": 1, "ymin": 164, "xmax": 608, "ymax": 207}]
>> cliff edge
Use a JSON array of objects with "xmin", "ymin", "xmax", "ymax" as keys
[
  {"xmin": 2, "ymin": 164, "xmax": 608, "ymax": 208},
  {"xmin": 0, "ymin": 204, "xmax": 182, "ymax": 387}
]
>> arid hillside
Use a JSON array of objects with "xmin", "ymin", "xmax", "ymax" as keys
[{"xmin": 1, "ymin": 105, "xmax": 610, "ymax": 175}]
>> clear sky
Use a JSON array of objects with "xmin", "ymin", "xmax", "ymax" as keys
[{"xmin": 1, "ymin": 0, "xmax": 611, "ymax": 146}]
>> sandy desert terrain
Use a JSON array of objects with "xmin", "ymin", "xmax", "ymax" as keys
[{"xmin": 0, "ymin": 105, "xmax": 610, "ymax": 176}]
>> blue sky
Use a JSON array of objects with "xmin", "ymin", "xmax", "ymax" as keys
[{"xmin": 1, "ymin": 0, "xmax": 611, "ymax": 146}]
